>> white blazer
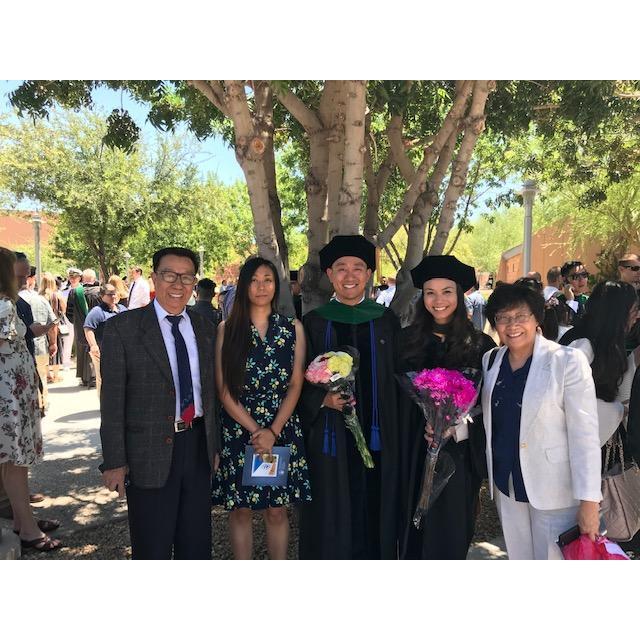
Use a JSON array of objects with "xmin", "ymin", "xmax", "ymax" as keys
[{"xmin": 481, "ymin": 333, "xmax": 602, "ymax": 511}]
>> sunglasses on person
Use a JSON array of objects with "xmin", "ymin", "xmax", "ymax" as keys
[
  {"xmin": 568, "ymin": 272, "xmax": 589, "ymax": 280},
  {"xmin": 620, "ymin": 264, "xmax": 640, "ymax": 272}
]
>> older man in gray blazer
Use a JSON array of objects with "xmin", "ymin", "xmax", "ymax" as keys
[{"xmin": 99, "ymin": 247, "xmax": 219, "ymax": 560}]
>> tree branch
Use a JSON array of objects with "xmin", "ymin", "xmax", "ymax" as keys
[
  {"xmin": 429, "ymin": 80, "xmax": 494, "ymax": 255},
  {"xmin": 387, "ymin": 114, "xmax": 415, "ymax": 184},
  {"xmin": 272, "ymin": 83, "xmax": 323, "ymax": 134},
  {"xmin": 377, "ymin": 80, "xmax": 474, "ymax": 247},
  {"xmin": 187, "ymin": 80, "xmax": 229, "ymax": 117}
]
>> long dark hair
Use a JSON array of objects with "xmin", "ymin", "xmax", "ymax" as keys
[
  {"xmin": 570, "ymin": 280, "xmax": 637, "ymax": 402},
  {"xmin": 404, "ymin": 282, "xmax": 481, "ymax": 369},
  {"xmin": 220, "ymin": 257, "xmax": 280, "ymax": 401},
  {"xmin": 0, "ymin": 247, "xmax": 18, "ymax": 301}
]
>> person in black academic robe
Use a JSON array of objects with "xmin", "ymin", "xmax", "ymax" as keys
[
  {"xmin": 298, "ymin": 235, "xmax": 401, "ymax": 559},
  {"xmin": 397, "ymin": 256, "xmax": 495, "ymax": 560},
  {"xmin": 69, "ymin": 279, "xmax": 101, "ymax": 385}
]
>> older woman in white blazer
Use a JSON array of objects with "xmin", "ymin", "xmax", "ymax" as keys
[{"xmin": 481, "ymin": 284, "xmax": 602, "ymax": 560}]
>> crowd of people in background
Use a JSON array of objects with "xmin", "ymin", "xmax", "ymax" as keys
[{"xmin": 2, "ymin": 239, "xmax": 640, "ymax": 559}]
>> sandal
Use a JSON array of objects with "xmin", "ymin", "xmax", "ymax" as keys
[
  {"xmin": 21, "ymin": 534, "xmax": 61, "ymax": 552},
  {"xmin": 14, "ymin": 519, "xmax": 60, "ymax": 535}
]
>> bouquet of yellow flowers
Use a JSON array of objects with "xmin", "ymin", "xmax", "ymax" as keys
[{"xmin": 305, "ymin": 347, "xmax": 374, "ymax": 468}]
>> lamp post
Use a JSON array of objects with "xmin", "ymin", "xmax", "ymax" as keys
[
  {"xmin": 31, "ymin": 212, "xmax": 42, "ymax": 281},
  {"xmin": 521, "ymin": 180, "xmax": 538, "ymax": 276},
  {"xmin": 198, "ymin": 245, "xmax": 205, "ymax": 278},
  {"xmin": 123, "ymin": 251, "xmax": 131, "ymax": 276}
]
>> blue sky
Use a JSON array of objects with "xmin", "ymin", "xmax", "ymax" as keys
[{"xmin": 0, "ymin": 80, "xmax": 244, "ymax": 184}]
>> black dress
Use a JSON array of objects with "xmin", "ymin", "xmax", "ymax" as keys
[
  {"xmin": 397, "ymin": 326, "xmax": 495, "ymax": 559},
  {"xmin": 298, "ymin": 307, "xmax": 401, "ymax": 559}
]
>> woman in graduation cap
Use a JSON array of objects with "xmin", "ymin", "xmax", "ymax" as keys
[
  {"xmin": 397, "ymin": 255, "xmax": 496, "ymax": 559},
  {"xmin": 298, "ymin": 235, "xmax": 401, "ymax": 559}
]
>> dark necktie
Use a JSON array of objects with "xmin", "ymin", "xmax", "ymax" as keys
[
  {"xmin": 128, "ymin": 280, "xmax": 136, "ymax": 301},
  {"xmin": 166, "ymin": 315, "xmax": 195, "ymax": 424}
]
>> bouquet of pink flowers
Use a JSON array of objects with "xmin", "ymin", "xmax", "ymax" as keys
[
  {"xmin": 305, "ymin": 347, "xmax": 374, "ymax": 469},
  {"xmin": 398, "ymin": 367, "xmax": 481, "ymax": 529}
]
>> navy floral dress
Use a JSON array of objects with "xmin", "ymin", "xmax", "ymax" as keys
[{"xmin": 213, "ymin": 313, "xmax": 312, "ymax": 510}]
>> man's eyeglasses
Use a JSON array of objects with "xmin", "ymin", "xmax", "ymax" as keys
[
  {"xmin": 568, "ymin": 272, "xmax": 589, "ymax": 281},
  {"xmin": 620, "ymin": 265, "xmax": 640, "ymax": 272},
  {"xmin": 494, "ymin": 312, "xmax": 534, "ymax": 326},
  {"xmin": 157, "ymin": 270, "xmax": 197, "ymax": 285}
]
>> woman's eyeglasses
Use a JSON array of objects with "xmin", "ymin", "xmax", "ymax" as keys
[
  {"xmin": 568, "ymin": 272, "xmax": 589, "ymax": 281},
  {"xmin": 494, "ymin": 312, "xmax": 534, "ymax": 326}
]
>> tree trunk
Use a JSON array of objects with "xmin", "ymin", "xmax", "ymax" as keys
[
  {"xmin": 337, "ymin": 80, "xmax": 366, "ymax": 234},
  {"xmin": 325, "ymin": 81, "xmax": 347, "ymax": 239},
  {"xmin": 223, "ymin": 80, "xmax": 294, "ymax": 316},
  {"xmin": 254, "ymin": 81, "xmax": 289, "ymax": 271},
  {"xmin": 429, "ymin": 81, "xmax": 494, "ymax": 256}
]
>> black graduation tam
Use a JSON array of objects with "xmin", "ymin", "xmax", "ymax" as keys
[
  {"xmin": 289, "ymin": 270, "xmax": 299, "ymax": 282},
  {"xmin": 319, "ymin": 235, "xmax": 376, "ymax": 272},
  {"xmin": 410, "ymin": 255, "xmax": 476, "ymax": 291}
]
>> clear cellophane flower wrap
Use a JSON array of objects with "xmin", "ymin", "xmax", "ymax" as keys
[
  {"xmin": 397, "ymin": 367, "xmax": 481, "ymax": 529},
  {"xmin": 305, "ymin": 347, "xmax": 374, "ymax": 469}
]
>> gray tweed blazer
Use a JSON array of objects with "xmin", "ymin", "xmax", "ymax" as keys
[{"xmin": 99, "ymin": 303, "xmax": 219, "ymax": 489}]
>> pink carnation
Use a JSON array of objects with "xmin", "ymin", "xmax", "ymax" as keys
[
  {"xmin": 413, "ymin": 368, "xmax": 476, "ymax": 411},
  {"xmin": 305, "ymin": 357, "xmax": 333, "ymax": 385}
]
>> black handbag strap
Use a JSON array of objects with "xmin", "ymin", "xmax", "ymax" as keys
[{"xmin": 487, "ymin": 347, "xmax": 499, "ymax": 371}]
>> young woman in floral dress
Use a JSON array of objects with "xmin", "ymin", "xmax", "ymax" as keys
[{"xmin": 213, "ymin": 257, "xmax": 311, "ymax": 559}]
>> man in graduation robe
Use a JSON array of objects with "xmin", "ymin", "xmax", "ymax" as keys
[{"xmin": 298, "ymin": 235, "xmax": 400, "ymax": 559}]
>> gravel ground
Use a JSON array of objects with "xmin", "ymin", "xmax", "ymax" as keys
[
  {"xmin": 24, "ymin": 482, "xmax": 501, "ymax": 560},
  {"xmin": 21, "ymin": 480, "xmax": 638, "ymax": 559}
]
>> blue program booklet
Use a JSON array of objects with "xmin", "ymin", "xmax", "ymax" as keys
[{"xmin": 242, "ymin": 445, "xmax": 291, "ymax": 487}]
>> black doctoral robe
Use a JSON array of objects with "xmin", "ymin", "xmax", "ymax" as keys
[
  {"xmin": 71, "ymin": 283, "xmax": 101, "ymax": 384},
  {"xmin": 397, "ymin": 327, "xmax": 495, "ymax": 560},
  {"xmin": 298, "ymin": 306, "xmax": 401, "ymax": 559}
]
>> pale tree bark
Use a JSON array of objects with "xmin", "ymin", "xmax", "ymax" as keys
[
  {"xmin": 390, "ymin": 130, "xmax": 458, "ymax": 325},
  {"xmin": 387, "ymin": 113, "xmax": 416, "ymax": 184},
  {"xmin": 253, "ymin": 81, "xmax": 288, "ymax": 270},
  {"xmin": 222, "ymin": 80, "xmax": 294, "ymax": 315},
  {"xmin": 446, "ymin": 161, "xmax": 482, "ymax": 255},
  {"xmin": 325, "ymin": 81, "xmax": 348, "ymax": 239},
  {"xmin": 429, "ymin": 80, "xmax": 495, "ymax": 255},
  {"xmin": 336, "ymin": 80, "xmax": 367, "ymax": 234},
  {"xmin": 405, "ymin": 129, "xmax": 458, "ymax": 268},
  {"xmin": 187, "ymin": 80, "xmax": 294, "ymax": 315},
  {"xmin": 272, "ymin": 82, "xmax": 336, "ymax": 312},
  {"xmin": 377, "ymin": 81, "xmax": 474, "ymax": 248}
]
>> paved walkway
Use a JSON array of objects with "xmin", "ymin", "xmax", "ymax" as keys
[{"xmin": 25, "ymin": 368, "xmax": 127, "ymax": 534}]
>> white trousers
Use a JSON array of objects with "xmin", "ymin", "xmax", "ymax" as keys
[
  {"xmin": 494, "ymin": 483, "xmax": 578, "ymax": 560},
  {"xmin": 61, "ymin": 322, "xmax": 75, "ymax": 369}
]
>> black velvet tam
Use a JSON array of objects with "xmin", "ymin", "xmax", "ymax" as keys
[
  {"xmin": 319, "ymin": 235, "xmax": 376, "ymax": 272},
  {"xmin": 410, "ymin": 255, "xmax": 476, "ymax": 291}
]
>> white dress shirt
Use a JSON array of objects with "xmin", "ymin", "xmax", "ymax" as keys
[
  {"xmin": 128, "ymin": 277, "xmax": 151, "ymax": 309},
  {"xmin": 375, "ymin": 285, "xmax": 396, "ymax": 307},
  {"xmin": 153, "ymin": 299, "xmax": 203, "ymax": 420}
]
